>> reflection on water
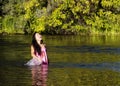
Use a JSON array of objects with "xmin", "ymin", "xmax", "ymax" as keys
[{"xmin": 29, "ymin": 64, "xmax": 48, "ymax": 86}]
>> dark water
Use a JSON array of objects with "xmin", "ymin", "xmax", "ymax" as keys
[{"xmin": 0, "ymin": 35, "xmax": 120, "ymax": 86}]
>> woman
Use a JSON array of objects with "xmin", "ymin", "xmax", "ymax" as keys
[{"xmin": 25, "ymin": 32, "xmax": 48, "ymax": 66}]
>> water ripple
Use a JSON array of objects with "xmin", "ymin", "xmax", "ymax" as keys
[
  {"xmin": 50, "ymin": 62, "xmax": 120, "ymax": 72},
  {"xmin": 51, "ymin": 45, "xmax": 120, "ymax": 54}
]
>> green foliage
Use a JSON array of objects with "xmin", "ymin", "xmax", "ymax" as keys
[
  {"xmin": 102, "ymin": 0, "xmax": 120, "ymax": 8},
  {"xmin": 47, "ymin": 6, "xmax": 63, "ymax": 27},
  {"xmin": 32, "ymin": 16, "xmax": 46, "ymax": 32},
  {"xmin": 0, "ymin": 17, "xmax": 2, "ymax": 33},
  {"xmin": 2, "ymin": 15, "xmax": 15, "ymax": 34},
  {"xmin": 1, "ymin": 0, "xmax": 120, "ymax": 35}
]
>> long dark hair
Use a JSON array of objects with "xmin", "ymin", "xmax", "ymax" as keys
[{"xmin": 32, "ymin": 32, "xmax": 43, "ymax": 55}]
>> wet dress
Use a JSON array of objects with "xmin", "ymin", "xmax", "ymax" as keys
[{"xmin": 25, "ymin": 47, "xmax": 48, "ymax": 66}]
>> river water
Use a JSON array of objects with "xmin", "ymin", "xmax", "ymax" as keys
[{"xmin": 0, "ymin": 35, "xmax": 120, "ymax": 86}]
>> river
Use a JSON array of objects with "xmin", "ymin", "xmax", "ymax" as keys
[{"xmin": 0, "ymin": 35, "xmax": 120, "ymax": 86}]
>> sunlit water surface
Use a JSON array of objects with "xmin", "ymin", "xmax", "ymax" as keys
[{"xmin": 0, "ymin": 35, "xmax": 120, "ymax": 86}]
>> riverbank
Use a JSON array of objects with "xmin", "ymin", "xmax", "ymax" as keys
[
  {"xmin": 1, "ymin": 0, "xmax": 120, "ymax": 37},
  {"xmin": 1, "ymin": 30, "xmax": 120, "ymax": 36}
]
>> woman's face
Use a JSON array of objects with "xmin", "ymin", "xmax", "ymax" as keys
[{"xmin": 35, "ymin": 33, "xmax": 42, "ymax": 41}]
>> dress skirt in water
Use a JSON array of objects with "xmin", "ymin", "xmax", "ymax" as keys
[
  {"xmin": 25, "ymin": 58, "xmax": 42, "ymax": 66},
  {"xmin": 25, "ymin": 47, "xmax": 48, "ymax": 66}
]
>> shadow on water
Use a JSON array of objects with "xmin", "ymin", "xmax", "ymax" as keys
[
  {"xmin": 50, "ymin": 62, "xmax": 120, "ymax": 72},
  {"xmin": 52, "ymin": 45, "xmax": 120, "ymax": 54}
]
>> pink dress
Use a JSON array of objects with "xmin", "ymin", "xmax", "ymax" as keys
[
  {"xmin": 36, "ymin": 47, "xmax": 48, "ymax": 64},
  {"xmin": 25, "ymin": 47, "xmax": 48, "ymax": 66}
]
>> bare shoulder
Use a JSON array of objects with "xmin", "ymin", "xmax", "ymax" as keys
[
  {"xmin": 31, "ymin": 45, "xmax": 33, "ymax": 47},
  {"xmin": 31, "ymin": 45, "xmax": 34, "ymax": 49}
]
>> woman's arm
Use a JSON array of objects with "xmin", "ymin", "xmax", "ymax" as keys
[
  {"xmin": 31, "ymin": 45, "xmax": 37, "ymax": 58},
  {"xmin": 31, "ymin": 45, "xmax": 42, "ymax": 62}
]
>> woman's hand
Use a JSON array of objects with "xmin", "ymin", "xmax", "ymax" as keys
[
  {"xmin": 33, "ymin": 56, "xmax": 42, "ymax": 63},
  {"xmin": 36, "ymin": 57, "xmax": 42, "ymax": 63}
]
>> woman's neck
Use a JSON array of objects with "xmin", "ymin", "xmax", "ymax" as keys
[{"xmin": 36, "ymin": 40, "xmax": 40, "ymax": 45}]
